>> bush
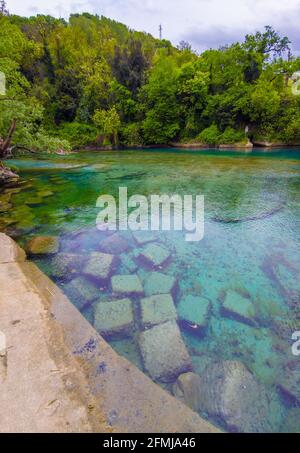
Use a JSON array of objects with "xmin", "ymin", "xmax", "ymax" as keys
[
  {"xmin": 54, "ymin": 122, "xmax": 98, "ymax": 148},
  {"xmin": 120, "ymin": 123, "xmax": 143, "ymax": 147},
  {"xmin": 197, "ymin": 125, "xmax": 221, "ymax": 145},
  {"xmin": 31, "ymin": 132, "xmax": 71, "ymax": 153},
  {"xmin": 219, "ymin": 127, "xmax": 245, "ymax": 144}
]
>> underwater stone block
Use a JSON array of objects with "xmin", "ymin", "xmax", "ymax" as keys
[
  {"xmin": 49, "ymin": 253, "xmax": 87, "ymax": 279},
  {"xmin": 120, "ymin": 254, "xmax": 138, "ymax": 273},
  {"xmin": 197, "ymin": 361, "xmax": 274, "ymax": 433},
  {"xmin": 111, "ymin": 274, "xmax": 143, "ymax": 296},
  {"xmin": 140, "ymin": 294, "xmax": 177, "ymax": 329},
  {"xmin": 26, "ymin": 236, "xmax": 60, "ymax": 255},
  {"xmin": 138, "ymin": 321, "xmax": 192, "ymax": 382},
  {"xmin": 222, "ymin": 290, "xmax": 256, "ymax": 326},
  {"xmin": 144, "ymin": 272, "xmax": 177, "ymax": 297},
  {"xmin": 178, "ymin": 296, "xmax": 211, "ymax": 336},
  {"xmin": 132, "ymin": 231, "xmax": 156, "ymax": 246},
  {"xmin": 94, "ymin": 298, "xmax": 134, "ymax": 338},
  {"xmin": 99, "ymin": 233, "xmax": 129, "ymax": 255},
  {"xmin": 139, "ymin": 244, "xmax": 171, "ymax": 268},
  {"xmin": 83, "ymin": 252, "xmax": 116, "ymax": 282},
  {"xmin": 62, "ymin": 276, "xmax": 99, "ymax": 310}
]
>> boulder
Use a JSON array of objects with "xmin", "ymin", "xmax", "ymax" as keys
[
  {"xmin": 49, "ymin": 253, "xmax": 87, "ymax": 280},
  {"xmin": 94, "ymin": 298, "xmax": 134, "ymax": 338},
  {"xmin": 139, "ymin": 244, "xmax": 170, "ymax": 268},
  {"xmin": 144, "ymin": 272, "xmax": 177, "ymax": 297},
  {"xmin": 99, "ymin": 233, "xmax": 129, "ymax": 255},
  {"xmin": 62, "ymin": 276, "xmax": 99, "ymax": 310},
  {"xmin": 222, "ymin": 290, "xmax": 256, "ymax": 326},
  {"xmin": 172, "ymin": 372, "xmax": 202, "ymax": 412},
  {"xmin": 132, "ymin": 231, "xmax": 156, "ymax": 246},
  {"xmin": 178, "ymin": 296, "xmax": 211, "ymax": 336},
  {"xmin": 111, "ymin": 274, "xmax": 143, "ymax": 297},
  {"xmin": 140, "ymin": 294, "xmax": 177, "ymax": 329},
  {"xmin": 138, "ymin": 321, "xmax": 192, "ymax": 382},
  {"xmin": 26, "ymin": 236, "xmax": 60, "ymax": 255},
  {"xmin": 197, "ymin": 361, "xmax": 273, "ymax": 433},
  {"xmin": 83, "ymin": 252, "xmax": 116, "ymax": 282}
]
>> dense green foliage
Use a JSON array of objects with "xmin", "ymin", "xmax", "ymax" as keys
[{"xmin": 1, "ymin": 2, "xmax": 300, "ymax": 150}]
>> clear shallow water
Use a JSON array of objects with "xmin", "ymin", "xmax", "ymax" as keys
[{"xmin": 1, "ymin": 148, "xmax": 300, "ymax": 432}]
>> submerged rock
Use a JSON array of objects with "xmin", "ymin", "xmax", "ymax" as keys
[
  {"xmin": 94, "ymin": 298, "xmax": 134, "ymax": 338},
  {"xmin": 139, "ymin": 294, "xmax": 177, "ymax": 329},
  {"xmin": 37, "ymin": 190, "xmax": 54, "ymax": 198},
  {"xmin": 111, "ymin": 274, "xmax": 143, "ymax": 297},
  {"xmin": 277, "ymin": 362, "xmax": 300, "ymax": 406},
  {"xmin": 50, "ymin": 253, "xmax": 87, "ymax": 279},
  {"xmin": 172, "ymin": 372, "xmax": 202, "ymax": 412},
  {"xmin": 25, "ymin": 197, "xmax": 44, "ymax": 207},
  {"xmin": 63, "ymin": 276, "xmax": 99, "ymax": 309},
  {"xmin": 197, "ymin": 360, "xmax": 273, "ymax": 433},
  {"xmin": 139, "ymin": 244, "xmax": 171, "ymax": 269},
  {"xmin": 0, "ymin": 201, "xmax": 12, "ymax": 213},
  {"xmin": 132, "ymin": 231, "xmax": 156, "ymax": 246},
  {"xmin": 178, "ymin": 296, "xmax": 211, "ymax": 336},
  {"xmin": 281, "ymin": 408, "xmax": 300, "ymax": 433},
  {"xmin": 138, "ymin": 321, "xmax": 192, "ymax": 382},
  {"xmin": 99, "ymin": 233, "xmax": 129, "ymax": 255},
  {"xmin": 83, "ymin": 252, "xmax": 116, "ymax": 282},
  {"xmin": 26, "ymin": 236, "xmax": 60, "ymax": 255},
  {"xmin": 222, "ymin": 289, "xmax": 256, "ymax": 326},
  {"xmin": 120, "ymin": 254, "xmax": 138, "ymax": 273},
  {"xmin": 144, "ymin": 272, "xmax": 177, "ymax": 297}
]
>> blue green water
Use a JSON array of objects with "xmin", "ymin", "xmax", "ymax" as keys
[{"xmin": 1, "ymin": 148, "xmax": 300, "ymax": 432}]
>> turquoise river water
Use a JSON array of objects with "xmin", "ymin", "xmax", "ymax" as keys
[{"xmin": 1, "ymin": 148, "xmax": 299, "ymax": 432}]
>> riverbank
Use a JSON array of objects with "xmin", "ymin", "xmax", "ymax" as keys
[
  {"xmin": 0, "ymin": 165, "xmax": 19, "ymax": 185},
  {"xmin": 0, "ymin": 233, "xmax": 218, "ymax": 433}
]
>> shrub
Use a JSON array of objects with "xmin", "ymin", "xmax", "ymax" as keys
[
  {"xmin": 55, "ymin": 122, "xmax": 98, "ymax": 148},
  {"xmin": 120, "ymin": 123, "xmax": 143, "ymax": 147},
  {"xmin": 197, "ymin": 124, "xmax": 221, "ymax": 145},
  {"xmin": 219, "ymin": 127, "xmax": 245, "ymax": 144}
]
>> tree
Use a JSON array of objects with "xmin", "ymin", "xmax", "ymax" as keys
[
  {"xmin": 93, "ymin": 106, "xmax": 121, "ymax": 146},
  {"xmin": 243, "ymin": 26, "xmax": 290, "ymax": 60},
  {"xmin": 0, "ymin": 0, "xmax": 9, "ymax": 16},
  {"xmin": 112, "ymin": 39, "xmax": 148, "ymax": 95},
  {"xmin": 0, "ymin": 119, "xmax": 16, "ymax": 158}
]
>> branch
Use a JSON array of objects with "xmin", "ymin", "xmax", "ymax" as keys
[{"xmin": 2, "ymin": 119, "xmax": 16, "ymax": 150}]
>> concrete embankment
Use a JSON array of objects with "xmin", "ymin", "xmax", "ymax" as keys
[{"xmin": 0, "ymin": 233, "xmax": 219, "ymax": 433}]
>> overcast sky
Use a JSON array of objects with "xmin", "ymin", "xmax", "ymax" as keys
[{"xmin": 7, "ymin": 0, "xmax": 300, "ymax": 53}]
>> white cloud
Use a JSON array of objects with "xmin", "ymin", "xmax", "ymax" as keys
[{"xmin": 6, "ymin": 0, "xmax": 300, "ymax": 52}]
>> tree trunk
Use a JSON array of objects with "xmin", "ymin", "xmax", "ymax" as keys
[{"xmin": 0, "ymin": 119, "xmax": 17, "ymax": 159}]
